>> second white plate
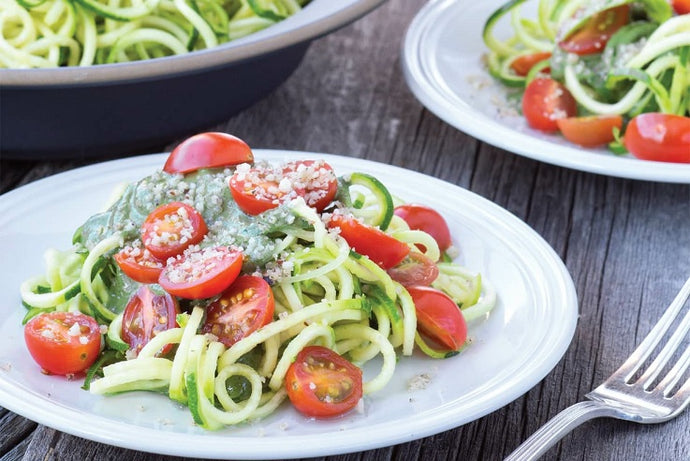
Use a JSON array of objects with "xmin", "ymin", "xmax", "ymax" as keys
[
  {"xmin": 0, "ymin": 151, "xmax": 577, "ymax": 459},
  {"xmin": 402, "ymin": 0, "xmax": 690, "ymax": 183}
]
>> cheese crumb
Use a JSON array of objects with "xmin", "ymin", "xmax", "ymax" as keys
[{"xmin": 407, "ymin": 373, "xmax": 433, "ymax": 391}]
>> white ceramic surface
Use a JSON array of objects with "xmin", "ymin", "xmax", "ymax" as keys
[
  {"xmin": 0, "ymin": 151, "xmax": 578, "ymax": 459},
  {"xmin": 401, "ymin": 0, "xmax": 690, "ymax": 183}
]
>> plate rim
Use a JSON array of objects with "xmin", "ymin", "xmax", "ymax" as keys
[
  {"xmin": 401, "ymin": 0, "xmax": 690, "ymax": 184},
  {"xmin": 0, "ymin": 150, "xmax": 578, "ymax": 459}
]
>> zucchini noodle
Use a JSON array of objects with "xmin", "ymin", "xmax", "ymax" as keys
[
  {"xmin": 21, "ymin": 157, "xmax": 498, "ymax": 429},
  {"xmin": 1, "ymin": 0, "xmax": 311, "ymax": 68},
  {"xmin": 483, "ymin": 0, "xmax": 689, "ymax": 120}
]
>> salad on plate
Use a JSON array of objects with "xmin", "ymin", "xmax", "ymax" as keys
[
  {"xmin": 483, "ymin": 0, "xmax": 690, "ymax": 163},
  {"xmin": 19, "ymin": 132, "xmax": 497, "ymax": 429}
]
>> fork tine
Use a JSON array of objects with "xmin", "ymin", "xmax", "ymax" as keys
[
  {"xmin": 616, "ymin": 277, "xmax": 690, "ymax": 384},
  {"xmin": 638, "ymin": 298, "xmax": 690, "ymax": 390},
  {"xmin": 657, "ymin": 343, "xmax": 690, "ymax": 396}
]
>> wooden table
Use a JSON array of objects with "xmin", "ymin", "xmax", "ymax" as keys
[{"xmin": 2, "ymin": 1, "xmax": 689, "ymax": 460}]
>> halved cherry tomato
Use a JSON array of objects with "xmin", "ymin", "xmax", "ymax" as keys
[
  {"xmin": 522, "ymin": 78, "xmax": 578, "ymax": 132},
  {"xmin": 673, "ymin": 0, "xmax": 690, "ymax": 14},
  {"xmin": 394, "ymin": 204, "xmax": 452, "ymax": 252},
  {"xmin": 121, "ymin": 285, "xmax": 179, "ymax": 357},
  {"xmin": 510, "ymin": 52, "xmax": 551, "ymax": 77},
  {"xmin": 387, "ymin": 251, "xmax": 439, "ymax": 287},
  {"xmin": 559, "ymin": 5, "xmax": 630, "ymax": 55},
  {"xmin": 158, "ymin": 246, "xmax": 243, "ymax": 299},
  {"xmin": 623, "ymin": 113, "xmax": 690, "ymax": 163},
  {"xmin": 163, "ymin": 132, "xmax": 254, "ymax": 174},
  {"xmin": 407, "ymin": 286, "xmax": 467, "ymax": 351},
  {"xmin": 285, "ymin": 346, "xmax": 363, "ymax": 418},
  {"xmin": 229, "ymin": 160, "xmax": 337, "ymax": 215},
  {"xmin": 201, "ymin": 275, "xmax": 275, "ymax": 347},
  {"xmin": 328, "ymin": 214, "xmax": 410, "ymax": 269},
  {"xmin": 24, "ymin": 311, "xmax": 102, "ymax": 375},
  {"xmin": 114, "ymin": 244, "xmax": 165, "ymax": 284},
  {"xmin": 141, "ymin": 202, "xmax": 208, "ymax": 260},
  {"xmin": 556, "ymin": 115, "xmax": 623, "ymax": 147}
]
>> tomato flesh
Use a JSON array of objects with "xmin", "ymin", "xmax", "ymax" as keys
[
  {"xmin": 623, "ymin": 113, "xmax": 690, "ymax": 163},
  {"xmin": 122, "ymin": 285, "xmax": 179, "ymax": 357},
  {"xmin": 285, "ymin": 346, "xmax": 363, "ymax": 418},
  {"xmin": 559, "ymin": 5, "xmax": 630, "ymax": 55},
  {"xmin": 163, "ymin": 132, "xmax": 253, "ymax": 174},
  {"xmin": 407, "ymin": 286, "xmax": 467, "ymax": 351},
  {"xmin": 114, "ymin": 244, "xmax": 165, "ymax": 284},
  {"xmin": 158, "ymin": 246, "xmax": 243, "ymax": 299},
  {"xmin": 522, "ymin": 78, "xmax": 578, "ymax": 132},
  {"xmin": 510, "ymin": 52, "xmax": 551, "ymax": 76},
  {"xmin": 673, "ymin": 0, "xmax": 690, "ymax": 14},
  {"xmin": 387, "ymin": 251, "xmax": 439, "ymax": 287},
  {"xmin": 201, "ymin": 275, "xmax": 275, "ymax": 347},
  {"xmin": 394, "ymin": 204, "xmax": 452, "ymax": 252},
  {"xmin": 328, "ymin": 214, "xmax": 410, "ymax": 269},
  {"xmin": 24, "ymin": 312, "xmax": 102, "ymax": 375},
  {"xmin": 229, "ymin": 160, "xmax": 337, "ymax": 215},
  {"xmin": 141, "ymin": 202, "xmax": 208, "ymax": 260},
  {"xmin": 556, "ymin": 115, "xmax": 623, "ymax": 147}
]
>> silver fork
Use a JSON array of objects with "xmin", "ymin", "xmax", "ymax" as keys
[{"xmin": 506, "ymin": 276, "xmax": 690, "ymax": 461}]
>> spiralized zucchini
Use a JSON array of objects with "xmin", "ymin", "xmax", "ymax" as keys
[
  {"xmin": 483, "ymin": 0, "xmax": 689, "ymax": 118},
  {"xmin": 21, "ymin": 161, "xmax": 497, "ymax": 429},
  {"xmin": 0, "ymin": 0, "xmax": 310, "ymax": 68}
]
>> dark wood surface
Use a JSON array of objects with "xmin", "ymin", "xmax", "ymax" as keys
[{"xmin": 2, "ymin": 1, "xmax": 689, "ymax": 460}]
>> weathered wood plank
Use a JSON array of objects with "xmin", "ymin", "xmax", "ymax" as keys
[
  {"xmin": 0, "ymin": 411, "xmax": 36, "ymax": 459},
  {"xmin": 0, "ymin": 435, "xmax": 31, "ymax": 461}
]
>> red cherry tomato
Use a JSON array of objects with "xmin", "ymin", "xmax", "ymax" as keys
[
  {"xmin": 201, "ymin": 275, "xmax": 275, "ymax": 347},
  {"xmin": 141, "ymin": 202, "xmax": 208, "ymax": 260},
  {"xmin": 393, "ymin": 204, "xmax": 452, "ymax": 252},
  {"xmin": 229, "ymin": 160, "xmax": 337, "ymax": 215},
  {"xmin": 623, "ymin": 113, "xmax": 690, "ymax": 163},
  {"xmin": 24, "ymin": 312, "xmax": 102, "ymax": 375},
  {"xmin": 121, "ymin": 285, "xmax": 180, "ymax": 357},
  {"xmin": 673, "ymin": 0, "xmax": 690, "ymax": 14},
  {"xmin": 510, "ymin": 52, "xmax": 551, "ymax": 76},
  {"xmin": 158, "ymin": 246, "xmax": 243, "ymax": 299},
  {"xmin": 522, "ymin": 78, "xmax": 578, "ymax": 132},
  {"xmin": 387, "ymin": 251, "xmax": 439, "ymax": 287},
  {"xmin": 559, "ymin": 5, "xmax": 630, "ymax": 55},
  {"xmin": 163, "ymin": 132, "xmax": 254, "ymax": 174},
  {"xmin": 114, "ymin": 244, "xmax": 165, "ymax": 284},
  {"xmin": 556, "ymin": 115, "xmax": 623, "ymax": 147},
  {"xmin": 328, "ymin": 214, "xmax": 410, "ymax": 269},
  {"xmin": 285, "ymin": 346, "xmax": 363, "ymax": 418},
  {"xmin": 407, "ymin": 286, "xmax": 467, "ymax": 351}
]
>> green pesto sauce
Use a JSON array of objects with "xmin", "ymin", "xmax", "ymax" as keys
[{"xmin": 76, "ymin": 168, "xmax": 303, "ymax": 269}]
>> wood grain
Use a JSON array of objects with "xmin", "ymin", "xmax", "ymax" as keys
[{"xmin": 1, "ymin": 0, "xmax": 689, "ymax": 460}]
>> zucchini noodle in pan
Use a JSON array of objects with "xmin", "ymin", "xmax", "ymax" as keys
[{"xmin": 0, "ymin": 0, "xmax": 311, "ymax": 68}]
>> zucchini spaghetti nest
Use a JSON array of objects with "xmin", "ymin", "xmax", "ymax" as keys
[
  {"xmin": 482, "ymin": 0, "xmax": 689, "ymax": 159},
  {"xmin": 1, "ymin": 0, "xmax": 310, "ymax": 68},
  {"xmin": 19, "ymin": 132, "xmax": 497, "ymax": 429}
]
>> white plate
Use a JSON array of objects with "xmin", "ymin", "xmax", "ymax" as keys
[
  {"xmin": 401, "ymin": 0, "xmax": 690, "ymax": 183},
  {"xmin": 0, "ymin": 151, "xmax": 577, "ymax": 459}
]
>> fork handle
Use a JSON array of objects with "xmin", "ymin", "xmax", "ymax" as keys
[{"xmin": 505, "ymin": 401, "xmax": 617, "ymax": 461}]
